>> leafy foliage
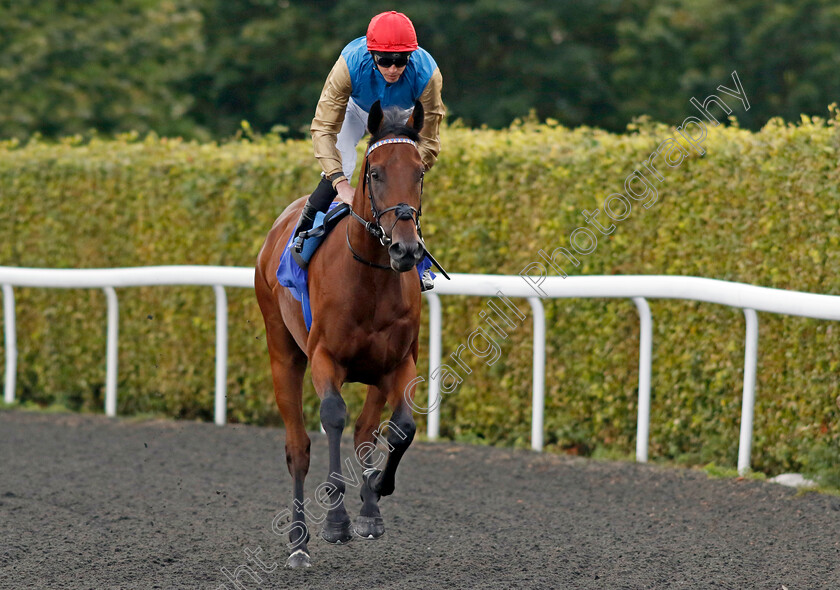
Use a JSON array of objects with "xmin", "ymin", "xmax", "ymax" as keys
[
  {"xmin": 1, "ymin": 113, "xmax": 839, "ymax": 483},
  {"xmin": 3, "ymin": 1, "xmax": 840, "ymax": 139},
  {"xmin": 0, "ymin": 0, "xmax": 205, "ymax": 139}
]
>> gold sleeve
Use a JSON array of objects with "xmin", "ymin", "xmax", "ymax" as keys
[
  {"xmin": 417, "ymin": 67, "xmax": 445, "ymax": 170},
  {"xmin": 311, "ymin": 56, "xmax": 353, "ymax": 178}
]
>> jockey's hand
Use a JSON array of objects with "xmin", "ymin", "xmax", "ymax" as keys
[{"xmin": 335, "ymin": 179, "xmax": 354, "ymax": 205}]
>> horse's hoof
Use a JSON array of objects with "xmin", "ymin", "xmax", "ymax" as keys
[
  {"xmin": 353, "ymin": 515, "xmax": 385, "ymax": 539},
  {"xmin": 286, "ymin": 549, "xmax": 311, "ymax": 568},
  {"xmin": 320, "ymin": 518, "xmax": 353, "ymax": 544}
]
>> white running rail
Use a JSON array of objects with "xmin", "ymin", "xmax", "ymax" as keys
[
  {"xmin": 0, "ymin": 266, "xmax": 252, "ymax": 426},
  {"xmin": 2, "ymin": 267, "xmax": 839, "ymax": 474}
]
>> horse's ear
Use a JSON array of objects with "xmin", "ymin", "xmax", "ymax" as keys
[
  {"xmin": 367, "ymin": 100, "xmax": 384, "ymax": 135},
  {"xmin": 407, "ymin": 100, "xmax": 424, "ymax": 132}
]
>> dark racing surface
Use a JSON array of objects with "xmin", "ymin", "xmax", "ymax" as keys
[{"xmin": 2, "ymin": 409, "xmax": 839, "ymax": 589}]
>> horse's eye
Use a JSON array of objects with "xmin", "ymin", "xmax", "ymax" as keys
[{"xmin": 371, "ymin": 170, "xmax": 380, "ymax": 181}]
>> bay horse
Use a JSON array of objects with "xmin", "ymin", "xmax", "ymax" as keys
[{"xmin": 255, "ymin": 100, "xmax": 427, "ymax": 568}]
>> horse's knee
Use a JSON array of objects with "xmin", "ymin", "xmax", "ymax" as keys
[
  {"xmin": 319, "ymin": 393, "xmax": 346, "ymax": 432},
  {"xmin": 387, "ymin": 411, "xmax": 416, "ymax": 449}
]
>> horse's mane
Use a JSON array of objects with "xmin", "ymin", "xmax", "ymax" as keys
[{"xmin": 367, "ymin": 107, "xmax": 421, "ymax": 145}]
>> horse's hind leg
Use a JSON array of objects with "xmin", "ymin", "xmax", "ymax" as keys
[
  {"xmin": 271, "ymin": 346, "xmax": 311, "ymax": 566},
  {"xmin": 257, "ymin": 289, "xmax": 311, "ymax": 567},
  {"xmin": 353, "ymin": 385, "xmax": 388, "ymax": 539},
  {"xmin": 309, "ymin": 348, "xmax": 353, "ymax": 544}
]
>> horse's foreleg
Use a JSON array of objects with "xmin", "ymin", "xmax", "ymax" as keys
[
  {"xmin": 310, "ymin": 348, "xmax": 353, "ymax": 544},
  {"xmin": 365, "ymin": 361, "xmax": 417, "ymax": 499},
  {"xmin": 353, "ymin": 386, "xmax": 388, "ymax": 539}
]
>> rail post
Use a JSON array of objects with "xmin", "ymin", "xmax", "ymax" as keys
[
  {"xmin": 738, "ymin": 308, "xmax": 759, "ymax": 474},
  {"xmin": 3, "ymin": 284, "xmax": 16, "ymax": 404},
  {"xmin": 632, "ymin": 297, "xmax": 653, "ymax": 463},
  {"xmin": 213, "ymin": 285, "xmax": 228, "ymax": 426},
  {"xmin": 103, "ymin": 287, "xmax": 119, "ymax": 417},
  {"xmin": 425, "ymin": 292, "xmax": 442, "ymax": 440},
  {"xmin": 528, "ymin": 297, "xmax": 546, "ymax": 451}
]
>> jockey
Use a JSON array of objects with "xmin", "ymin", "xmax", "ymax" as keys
[{"xmin": 293, "ymin": 10, "xmax": 445, "ymax": 291}]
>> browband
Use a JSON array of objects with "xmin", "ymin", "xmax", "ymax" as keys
[{"xmin": 366, "ymin": 137, "xmax": 418, "ymax": 157}]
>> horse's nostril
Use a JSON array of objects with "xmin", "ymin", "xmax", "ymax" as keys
[
  {"xmin": 408, "ymin": 242, "xmax": 423, "ymax": 261},
  {"xmin": 389, "ymin": 243, "xmax": 407, "ymax": 259}
]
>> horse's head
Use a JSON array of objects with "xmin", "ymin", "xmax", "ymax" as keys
[{"xmin": 361, "ymin": 100, "xmax": 426, "ymax": 273}]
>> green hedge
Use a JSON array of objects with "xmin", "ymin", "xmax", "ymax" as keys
[{"xmin": 1, "ymin": 114, "xmax": 839, "ymax": 482}]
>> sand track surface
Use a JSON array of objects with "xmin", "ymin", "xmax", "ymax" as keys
[{"xmin": 1, "ymin": 410, "xmax": 838, "ymax": 589}]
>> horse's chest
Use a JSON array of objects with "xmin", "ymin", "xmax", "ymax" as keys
[
  {"xmin": 358, "ymin": 315, "xmax": 416, "ymax": 362},
  {"xmin": 332, "ymin": 311, "xmax": 417, "ymax": 380}
]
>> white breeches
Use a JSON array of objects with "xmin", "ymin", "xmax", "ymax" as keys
[{"xmin": 335, "ymin": 98, "xmax": 412, "ymax": 182}]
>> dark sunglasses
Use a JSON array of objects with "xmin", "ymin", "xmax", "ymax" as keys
[{"xmin": 373, "ymin": 53, "xmax": 410, "ymax": 68}]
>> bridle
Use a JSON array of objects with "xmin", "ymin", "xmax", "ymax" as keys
[{"xmin": 346, "ymin": 137, "xmax": 424, "ymax": 270}]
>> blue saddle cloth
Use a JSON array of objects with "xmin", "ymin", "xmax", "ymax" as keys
[{"xmin": 276, "ymin": 201, "xmax": 434, "ymax": 331}]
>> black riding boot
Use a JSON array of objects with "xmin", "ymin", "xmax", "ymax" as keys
[{"xmin": 293, "ymin": 177, "xmax": 338, "ymax": 252}]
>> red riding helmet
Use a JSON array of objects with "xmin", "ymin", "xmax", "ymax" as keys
[{"xmin": 366, "ymin": 11, "xmax": 418, "ymax": 52}]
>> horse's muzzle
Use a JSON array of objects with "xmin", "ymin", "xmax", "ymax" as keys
[{"xmin": 388, "ymin": 240, "xmax": 424, "ymax": 272}]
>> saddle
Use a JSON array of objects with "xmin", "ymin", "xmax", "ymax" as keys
[
  {"xmin": 291, "ymin": 202, "xmax": 351, "ymax": 270},
  {"xmin": 276, "ymin": 201, "xmax": 351, "ymax": 331}
]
